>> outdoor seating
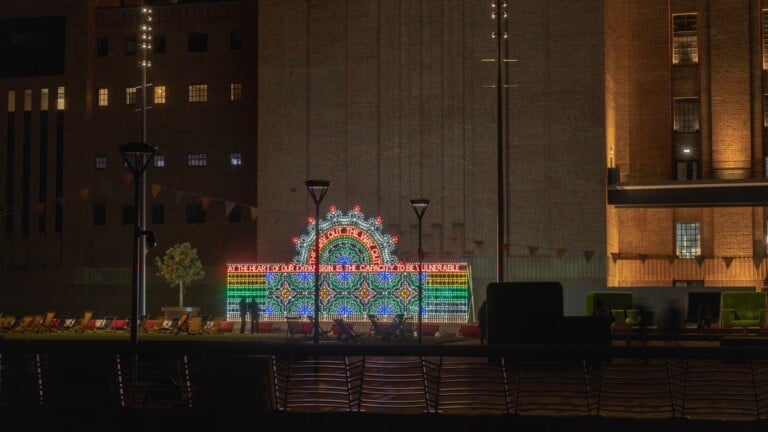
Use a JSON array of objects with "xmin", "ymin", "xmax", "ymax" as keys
[
  {"xmin": 285, "ymin": 316, "xmax": 312, "ymax": 340},
  {"xmin": 73, "ymin": 311, "xmax": 94, "ymax": 332},
  {"xmin": 333, "ymin": 318, "xmax": 364, "ymax": 343},
  {"xmin": 0, "ymin": 314, "xmax": 16, "ymax": 332},
  {"xmin": 368, "ymin": 314, "xmax": 407, "ymax": 341},
  {"xmin": 172, "ymin": 313, "xmax": 192, "ymax": 335},
  {"xmin": 37, "ymin": 311, "xmax": 57, "ymax": 332},
  {"xmin": 307, "ymin": 315, "xmax": 331, "ymax": 340}
]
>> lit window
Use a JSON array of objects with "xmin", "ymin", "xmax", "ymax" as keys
[
  {"xmin": 98, "ymin": 88, "xmax": 109, "ymax": 107},
  {"xmin": 230, "ymin": 83, "xmax": 242, "ymax": 101},
  {"xmin": 187, "ymin": 153, "xmax": 207, "ymax": 167},
  {"xmin": 40, "ymin": 88, "xmax": 49, "ymax": 111},
  {"xmin": 23, "ymin": 89, "xmax": 31, "ymax": 112},
  {"xmin": 230, "ymin": 152, "xmax": 243, "ymax": 166},
  {"xmin": 56, "ymin": 86, "xmax": 65, "ymax": 110},
  {"xmin": 7, "ymin": 90, "xmax": 15, "ymax": 112},
  {"xmin": 673, "ymin": 98, "xmax": 699, "ymax": 133},
  {"xmin": 154, "ymin": 85, "xmax": 166, "ymax": 104},
  {"xmin": 672, "ymin": 14, "xmax": 698, "ymax": 65},
  {"xmin": 676, "ymin": 223, "xmax": 700, "ymax": 258},
  {"xmin": 95, "ymin": 155, "xmax": 107, "ymax": 169},
  {"xmin": 125, "ymin": 87, "xmax": 136, "ymax": 105},
  {"xmin": 763, "ymin": 11, "xmax": 768, "ymax": 70},
  {"xmin": 188, "ymin": 84, "xmax": 208, "ymax": 102},
  {"xmin": 153, "ymin": 154, "xmax": 165, "ymax": 168}
]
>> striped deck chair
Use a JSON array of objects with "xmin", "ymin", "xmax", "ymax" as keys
[{"xmin": 73, "ymin": 311, "xmax": 94, "ymax": 332}]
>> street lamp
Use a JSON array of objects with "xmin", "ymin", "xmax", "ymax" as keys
[
  {"xmin": 306, "ymin": 179, "xmax": 331, "ymax": 344},
  {"xmin": 121, "ymin": 142, "xmax": 157, "ymax": 344},
  {"xmin": 409, "ymin": 198, "xmax": 429, "ymax": 344}
]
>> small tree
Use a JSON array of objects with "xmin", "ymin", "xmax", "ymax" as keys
[{"xmin": 155, "ymin": 242, "xmax": 205, "ymax": 307}]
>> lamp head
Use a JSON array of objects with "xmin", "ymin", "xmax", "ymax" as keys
[
  {"xmin": 305, "ymin": 179, "xmax": 331, "ymax": 205},
  {"xmin": 120, "ymin": 142, "xmax": 158, "ymax": 171},
  {"xmin": 409, "ymin": 198, "xmax": 430, "ymax": 219}
]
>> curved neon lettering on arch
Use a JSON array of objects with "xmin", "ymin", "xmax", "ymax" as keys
[{"xmin": 226, "ymin": 205, "xmax": 472, "ymax": 323}]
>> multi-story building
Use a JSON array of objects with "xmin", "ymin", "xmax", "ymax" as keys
[{"xmin": 1, "ymin": 0, "xmax": 765, "ymax": 318}]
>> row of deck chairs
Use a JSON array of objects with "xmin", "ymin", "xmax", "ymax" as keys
[
  {"xmin": 138, "ymin": 313, "xmax": 223, "ymax": 335},
  {"xmin": 0, "ymin": 311, "xmax": 131, "ymax": 333}
]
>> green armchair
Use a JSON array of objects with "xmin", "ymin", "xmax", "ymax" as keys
[{"xmin": 720, "ymin": 291, "xmax": 768, "ymax": 328}]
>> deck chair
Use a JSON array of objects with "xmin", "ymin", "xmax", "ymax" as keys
[
  {"xmin": 37, "ymin": 311, "xmax": 57, "ymax": 332},
  {"xmin": 0, "ymin": 314, "xmax": 16, "ymax": 333},
  {"xmin": 95, "ymin": 316, "xmax": 115, "ymax": 331},
  {"xmin": 333, "ymin": 318, "xmax": 364, "ymax": 343},
  {"xmin": 307, "ymin": 315, "xmax": 332, "ymax": 340},
  {"xmin": 173, "ymin": 313, "xmax": 192, "ymax": 335},
  {"xmin": 203, "ymin": 316, "xmax": 223, "ymax": 333},
  {"xmin": 73, "ymin": 311, "xmax": 94, "ymax": 332},
  {"xmin": 14, "ymin": 315, "xmax": 43, "ymax": 332},
  {"xmin": 184, "ymin": 316, "xmax": 203, "ymax": 335},
  {"xmin": 367, "ymin": 314, "xmax": 404, "ymax": 340},
  {"xmin": 285, "ymin": 316, "xmax": 312, "ymax": 340}
]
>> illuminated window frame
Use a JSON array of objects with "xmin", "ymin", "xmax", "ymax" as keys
[
  {"xmin": 23, "ymin": 89, "xmax": 31, "ymax": 112},
  {"xmin": 154, "ymin": 85, "xmax": 166, "ymax": 104},
  {"xmin": 672, "ymin": 13, "xmax": 698, "ymax": 66},
  {"xmin": 7, "ymin": 90, "xmax": 15, "ymax": 112},
  {"xmin": 188, "ymin": 84, "xmax": 208, "ymax": 103},
  {"xmin": 676, "ymin": 222, "xmax": 701, "ymax": 258},
  {"xmin": 187, "ymin": 153, "xmax": 207, "ymax": 167},
  {"xmin": 230, "ymin": 83, "xmax": 242, "ymax": 101},
  {"xmin": 763, "ymin": 11, "xmax": 768, "ymax": 70},
  {"xmin": 125, "ymin": 87, "xmax": 136, "ymax": 105},
  {"xmin": 56, "ymin": 86, "xmax": 65, "ymax": 110},
  {"xmin": 673, "ymin": 97, "xmax": 699, "ymax": 133},
  {"xmin": 98, "ymin": 88, "xmax": 109, "ymax": 107},
  {"xmin": 153, "ymin": 154, "xmax": 165, "ymax": 168},
  {"xmin": 230, "ymin": 152, "xmax": 242, "ymax": 166},
  {"xmin": 95, "ymin": 155, "xmax": 107, "ymax": 169},
  {"xmin": 40, "ymin": 88, "xmax": 49, "ymax": 111}
]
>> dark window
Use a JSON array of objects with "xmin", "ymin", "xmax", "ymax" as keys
[
  {"xmin": 228, "ymin": 204, "xmax": 241, "ymax": 223},
  {"xmin": 96, "ymin": 37, "xmax": 108, "ymax": 56},
  {"xmin": 230, "ymin": 31, "xmax": 242, "ymax": 49},
  {"xmin": 125, "ymin": 36, "xmax": 137, "ymax": 55},
  {"xmin": 122, "ymin": 205, "xmax": 135, "ymax": 225},
  {"xmin": 93, "ymin": 203, "xmax": 106, "ymax": 225},
  {"xmin": 188, "ymin": 33, "xmax": 208, "ymax": 52},
  {"xmin": 152, "ymin": 204, "xmax": 164, "ymax": 224},
  {"xmin": 153, "ymin": 35, "xmax": 166, "ymax": 54},
  {"xmin": 186, "ymin": 202, "xmax": 206, "ymax": 223}
]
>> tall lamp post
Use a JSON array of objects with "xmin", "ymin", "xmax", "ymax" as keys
[
  {"xmin": 121, "ymin": 142, "xmax": 157, "ymax": 344},
  {"xmin": 409, "ymin": 198, "xmax": 429, "ymax": 344},
  {"xmin": 306, "ymin": 179, "xmax": 331, "ymax": 344}
]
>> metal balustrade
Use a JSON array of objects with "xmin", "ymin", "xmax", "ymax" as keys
[{"xmin": 1, "ymin": 342, "xmax": 768, "ymax": 425}]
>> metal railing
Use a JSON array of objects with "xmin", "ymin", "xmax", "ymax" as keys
[{"xmin": 1, "ymin": 341, "xmax": 768, "ymax": 423}]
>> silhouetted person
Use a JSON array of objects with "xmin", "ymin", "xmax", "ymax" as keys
[
  {"xmin": 478, "ymin": 300, "xmax": 487, "ymax": 344},
  {"xmin": 249, "ymin": 297, "xmax": 260, "ymax": 334},
  {"xmin": 696, "ymin": 303, "xmax": 712, "ymax": 330},
  {"xmin": 661, "ymin": 299, "xmax": 684, "ymax": 347},
  {"xmin": 239, "ymin": 296, "xmax": 248, "ymax": 334}
]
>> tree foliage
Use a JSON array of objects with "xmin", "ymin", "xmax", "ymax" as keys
[{"xmin": 155, "ymin": 242, "xmax": 205, "ymax": 307}]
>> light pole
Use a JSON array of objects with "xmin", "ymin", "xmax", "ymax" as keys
[
  {"xmin": 306, "ymin": 179, "xmax": 331, "ymax": 344},
  {"xmin": 409, "ymin": 198, "xmax": 429, "ymax": 344},
  {"xmin": 121, "ymin": 142, "xmax": 157, "ymax": 344}
]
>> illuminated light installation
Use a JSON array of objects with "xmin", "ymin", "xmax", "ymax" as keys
[{"xmin": 226, "ymin": 206, "xmax": 472, "ymax": 323}]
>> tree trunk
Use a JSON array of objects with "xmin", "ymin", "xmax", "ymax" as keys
[{"xmin": 178, "ymin": 281, "xmax": 184, "ymax": 307}]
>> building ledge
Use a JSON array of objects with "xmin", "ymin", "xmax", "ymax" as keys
[{"xmin": 607, "ymin": 179, "xmax": 768, "ymax": 207}]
